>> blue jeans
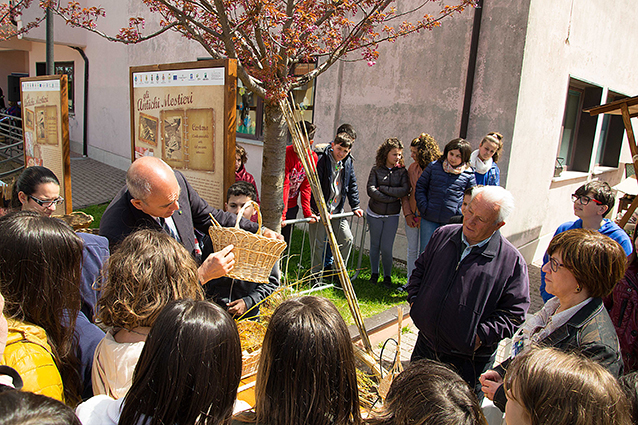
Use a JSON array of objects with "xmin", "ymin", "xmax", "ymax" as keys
[
  {"xmin": 367, "ymin": 214, "xmax": 400, "ymax": 277},
  {"xmin": 419, "ymin": 218, "xmax": 443, "ymax": 253}
]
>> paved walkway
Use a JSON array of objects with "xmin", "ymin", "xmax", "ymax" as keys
[{"xmin": 70, "ymin": 156, "xmax": 126, "ymax": 209}]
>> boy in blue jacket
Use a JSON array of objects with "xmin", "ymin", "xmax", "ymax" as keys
[{"xmin": 540, "ymin": 180, "xmax": 632, "ymax": 302}]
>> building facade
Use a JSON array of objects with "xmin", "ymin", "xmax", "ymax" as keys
[{"xmin": 2, "ymin": 0, "xmax": 637, "ymax": 262}]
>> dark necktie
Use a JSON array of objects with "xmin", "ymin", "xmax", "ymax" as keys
[{"xmin": 159, "ymin": 217, "xmax": 180, "ymax": 242}]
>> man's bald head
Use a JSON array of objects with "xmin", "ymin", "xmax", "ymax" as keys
[
  {"xmin": 127, "ymin": 157, "xmax": 181, "ymax": 219},
  {"xmin": 127, "ymin": 157, "xmax": 175, "ymax": 201}
]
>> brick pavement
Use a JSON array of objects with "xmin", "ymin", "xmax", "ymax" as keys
[{"xmin": 70, "ymin": 156, "xmax": 126, "ymax": 209}]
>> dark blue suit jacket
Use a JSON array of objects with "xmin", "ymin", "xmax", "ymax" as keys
[{"xmin": 99, "ymin": 170, "xmax": 258, "ymax": 262}]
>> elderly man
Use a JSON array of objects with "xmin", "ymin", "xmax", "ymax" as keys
[
  {"xmin": 405, "ymin": 186, "xmax": 529, "ymax": 393},
  {"xmin": 100, "ymin": 156, "xmax": 280, "ymax": 284}
]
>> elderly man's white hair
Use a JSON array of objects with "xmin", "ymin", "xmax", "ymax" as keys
[{"xmin": 471, "ymin": 186, "xmax": 515, "ymax": 224}]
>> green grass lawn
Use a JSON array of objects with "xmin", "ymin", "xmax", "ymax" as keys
[
  {"xmin": 78, "ymin": 204, "xmax": 408, "ymax": 323},
  {"xmin": 79, "ymin": 202, "xmax": 109, "ymax": 228},
  {"xmin": 281, "ymin": 227, "xmax": 408, "ymax": 325}
]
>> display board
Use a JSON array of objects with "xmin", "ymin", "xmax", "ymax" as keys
[
  {"xmin": 20, "ymin": 75, "xmax": 72, "ymax": 214},
  {"xmin": 130, "ymin": 60, "xmax": 237, "ymax": 209}
]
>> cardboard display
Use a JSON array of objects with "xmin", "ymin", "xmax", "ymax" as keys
[
  {"xmin": 20, "ymin": 75, "xmax": 72, "ymax": 215},
  {"xmin": 130, "ymin": 60, "xmax": 237, "ymax": 209}
]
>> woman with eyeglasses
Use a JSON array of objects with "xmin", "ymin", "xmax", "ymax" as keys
[
  {"xmin": 9, "ymin": 166, "xmax": 109, "ymax": 400},
  {"xmin": 11, "ymin": 166, "xmax": 65, "ymax": 216},
  {"xmin": 479, "ymin": 228, "xmax": 626, "ymax": 412}
]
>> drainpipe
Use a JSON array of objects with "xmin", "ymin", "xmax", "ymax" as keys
[
  {"xmin": 459, "ymin": 0, "xmax": 483, "ymax": 139},
  {"xmin": 70, "ymin": 46, "xmax": 89, "ymax": 157},
  {"xmin": 46, "ymin": 8, "xmax": 54, "ymax": 75}
]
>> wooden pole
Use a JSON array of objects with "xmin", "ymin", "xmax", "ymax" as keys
[
  {"xmin": 617, "ymin": 103, "xmax": 638, "ymax": 229},
  {"xmin": 280, "ymin": 97, "xmax": 374, "ymax": 356}
]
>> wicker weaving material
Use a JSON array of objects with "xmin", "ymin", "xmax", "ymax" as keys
[
  {"xmin": 57, "ymin": 211, "xmax": 94, "ymax": 230},
  {"xmin": 208, "ymin": 201, "xmax": 287, "ymax": 284}
]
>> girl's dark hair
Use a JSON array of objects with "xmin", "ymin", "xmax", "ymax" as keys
[
  {"xmin": 411, "ymin": 133, "xmax": 442, "ymax": 169},
  {"xmin": 441, "ymin": 138, "xmax": 472, "ymax": 165},
  {"xmin": 11, "ymin": 166, "xmax": 60, "ymax": 208},
  {"xmin": 119, "ymin": 300, "xmax": 242, "ymax": 425},
  {"xmin": 0, "ymin": 390, "xmax": 81, "ymax": 425},
  {"xmin": 0, "ymin": 210, "xmax": 83, "ymax": 404},
  {"xmin": 367, "ymin": 360, "xmax": 487, "ymax": 425},
  {"xmin": 250, "ymin": 296, "xmax": 361, "ymax": 425},
  {"xmin": 375, "ymin": 138, "xmax": 404, "ymax": 168}
]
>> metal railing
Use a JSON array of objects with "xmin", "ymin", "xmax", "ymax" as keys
[
  {"xmin": 281, "ymin": 212, "xmax": 367, "ymax": 294},
  {"xmin": 0, "ymin": 112, "xmax": 24, "ymax": 177}
]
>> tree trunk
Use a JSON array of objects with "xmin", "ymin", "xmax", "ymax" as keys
[{"xmin": 259, "ymin": 102, "xmax": 287, "ymax": 232}]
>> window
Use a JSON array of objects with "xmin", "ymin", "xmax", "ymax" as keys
[
  {"xmin": 235, "ymin": 61, "xmax": 317, "ymax": 140},
  {"xmin": 36, "ymin": 61, "xmax": 75, "ymax": 114},
  {"xmin": 595, "ymin": 91, "xmax": 627, "ymax": 168},
  {"xmin": 290, "ymin": 62, "xmax": 316, "ymax": 124},
  {"xmin": 557, "ymin": 79, "xmax": 602, "ymax": 172},
  {"xmin": 236, "ymin": 80, "xmax": 263, "ymax": 139}
]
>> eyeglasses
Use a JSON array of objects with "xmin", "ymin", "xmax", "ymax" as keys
[
  {"xmin": 548, "ymin": 257, "xmax": 565, "ymax": 273},
  {"xmin": 571, "ymin": 194, "xmax": 603, "ymax": 206},
  {"xmin": 28, "ymin": 195, "xmax": 64, "ymax": 208}
]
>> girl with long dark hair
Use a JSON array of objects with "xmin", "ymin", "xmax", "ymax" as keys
[
  {"xmin": 414, "ymin": 138, "xmax": 475, "ymax": 251},
  {"xmin": 0, "ymin": 210, "xmax": 83, "ymax": 403},
  {"xmin": 77, "ymin": 300, "xmax": 243, "ymax": 425},
  {"xmin": 236, "ymin": 296, "xmax": 361, "ymax": 425}
]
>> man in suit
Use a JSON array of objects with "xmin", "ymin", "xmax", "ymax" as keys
[{"xmin": 100, "ymin": 156, "xmax": 280, "ymax": 283}]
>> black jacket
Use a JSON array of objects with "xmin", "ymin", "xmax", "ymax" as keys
[
  {"xmin": 492, "ymin": 297, "xmax": 623, "ymax": 410},
  {"xmin": 310, "ymin": 146, "xmax": 360, "ymax": 214},
  {"xmin": 366, "ymin": 165, "xmax": 410, "ymax": 216}
]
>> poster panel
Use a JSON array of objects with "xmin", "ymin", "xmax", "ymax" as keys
[
  {"xmin": 20, "ymin": 75, "xmax": 72, "ymax": 214},
  {"xmin": 130, "ymin": 60, "xmax": 237, "ymax": 209}
]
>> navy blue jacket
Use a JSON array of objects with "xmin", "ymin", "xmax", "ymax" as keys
[
  {"xmin": 415, "ymin": 161, "xmax": 476, "ymax": 224},
  {"xmin": 407, "ymin": 224, "xmax": 529, "ymax": 358},
  {"xmin": 204, "ymin": 264, "xmax": 279, "ymax": 319},
  {"xmin": 77, "ymin": 232, "xmax": 109, "ymax": 322},
  {"xmin": 310, "ymin": 146, "xmax": 360, "ymax": 214}
]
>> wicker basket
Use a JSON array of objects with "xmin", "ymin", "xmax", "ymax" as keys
[
  {"xmin": 241, "ymin": 348, "xmax": 261, "ymax": 379},
  {"xmin": 208, "ymin": 201, "xmax": 287, "ymax": 283},
  {"xmin": 57, "ymin": 211, "xmax": 94, "ymax": 230}
]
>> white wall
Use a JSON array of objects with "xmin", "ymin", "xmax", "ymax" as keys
[
  {"xmin": 26, "ymin": 43, "xmax": 86, "ymax": 151},
  {"xmin": 506, "ymin": 0, "xmax": 638, "ymax": 262}
]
